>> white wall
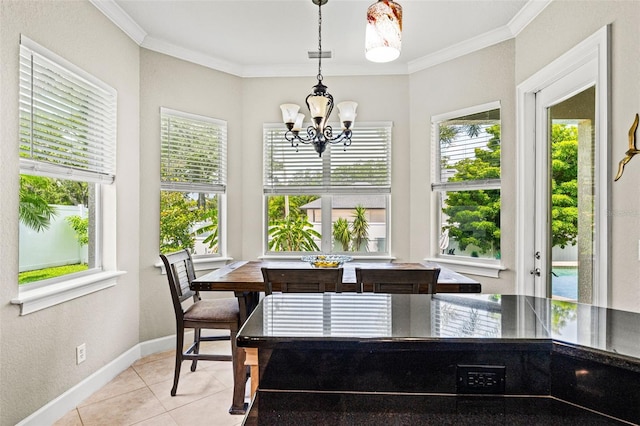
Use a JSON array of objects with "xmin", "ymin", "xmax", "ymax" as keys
[{"xmin": 0, "ymin": 1, "xmax": 140, "ymax": 425}]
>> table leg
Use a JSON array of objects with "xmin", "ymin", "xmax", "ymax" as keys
[
  {"xmin": 229, "ymin": 330, "xmax": 248, "ymax": 414},
  {"xmin": 228, "ymin": 291, "xmax": 259, "ymax": 414},
  {"xmin": 235, "ymin": 290, "xmax": 260, "ymax": 324}
]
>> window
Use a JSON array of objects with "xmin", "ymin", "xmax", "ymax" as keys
[
  {"xmin": 263, "ymin": 122, "xmax": 391, "ymax": 255},
  {"xmin": 160, "ymin": 108, "xmax": 226, "ymax": 257},
  {"xmin": 18, "ymin": 36, "xmax": 116, "ymax": 287},
  {"xmin": 431, "ymin": 103, "xmax": 501, "ymax": 263}
]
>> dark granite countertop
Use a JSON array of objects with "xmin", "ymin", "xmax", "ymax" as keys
[
  {"xmin": 242, "ymin": 391, "xmax": 627, "ymax": 425},
  {"xmin": 238, "ymin": 293, "xmax": 640, "ymax": 362}
]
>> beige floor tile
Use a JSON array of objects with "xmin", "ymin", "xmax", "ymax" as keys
[
  {"xmin": 168, "ymin": 390, "xmax": 245, "ymax": 426},
  {"xmin": 79, "ymin": 367, "xmax": 147, "ymax": 407},
  {"xmin": 133, "ymin": 355, "xmax": 177, "ymax": 386},
  {"xmin": 58, "ymin": 349, "xmax": 250, "ymax": 426},
  {"xmin": 133, "ymin": 350, "xmax": 174, "ymax": 367},
  {"xmin": 149, "ymin": 368, "xmax": 228, "ymax": 411},
  {"xmin": 77, "ymin": 387, "xmax": 166, "ymax": 426},
  {"xmin": 53, "ymin": 408, "xmax": 83, "ymax": 426},
  {"xmin": 132, "ymin": 413, "xmax": 179, "ymax": 426}
]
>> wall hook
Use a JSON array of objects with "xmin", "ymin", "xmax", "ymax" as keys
[{"xmin": 614, "ymin": 113, "xmax": 640, "ymax": 181}]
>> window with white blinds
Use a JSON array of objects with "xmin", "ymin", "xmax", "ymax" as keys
[
  {"xmin": 431, "ymin": 102, "xmax": 501, "ymax": 262},
  {"xmin": 19, "ymin": 36, "xmax": 117, "ymax": 183},
  {"xmin": 161, "ymin": 108, "xmax": 227, "ymax": 192},
  {"xmin": 263, "ymin": 122, "xmax": 392, "ymax": 194}
]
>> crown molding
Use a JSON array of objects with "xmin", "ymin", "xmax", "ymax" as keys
[
  {"xmin": 140, "ymin": 36, "xmax": 244, "ymax": 77},
  {"xmin": 89, "ymin": 0, "xmax": 147, "ymax": 44},
  {"xmin": 508, "ymin": 0, "xmax": 553, "ymax": 36},
  {"xmin": 407, "ymin": 25, "xmax": 514, "ymax": 74}
]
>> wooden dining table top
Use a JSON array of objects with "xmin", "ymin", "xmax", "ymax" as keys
[{"xmin": 192, "ymin": 260, "xmax": 481, "ymax": 294}]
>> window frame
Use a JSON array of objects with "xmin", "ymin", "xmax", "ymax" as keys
[
  {"xmin": 429, "ymin": 101, "xmax": 505, "ymax": 278},
  {"xmin": 160, "ymin": 107, "xmax": 228, "ymax": 260},
  {"xmin": 262, "ymin": 122, "xmax": 392, "ymax": 257},
  {"xmin": 12, "ymin": 36, "xmax": 120, "ymax": 315}
]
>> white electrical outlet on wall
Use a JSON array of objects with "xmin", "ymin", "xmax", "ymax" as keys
[{"xmin": 76, "ymin": 343, "xmax": 86, "ymax": 364}]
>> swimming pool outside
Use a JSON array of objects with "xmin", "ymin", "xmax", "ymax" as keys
[{"xmin": 552, "ymin": 267, "xmax": 578, "ymax": 300}]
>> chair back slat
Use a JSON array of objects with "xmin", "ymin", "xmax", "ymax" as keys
[
  {"xmin": 355, "ymin": 268, "xmax": 440, "ymax": 294},
  {"xmin": 160, "ymin": 250, "xmax": 198, "ymax": 313},
  {"xmin": 262, "ymin": 267, "xmax": 344, "ymax": 295}
]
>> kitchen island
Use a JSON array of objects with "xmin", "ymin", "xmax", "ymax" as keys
[{"xmin": 237, "ymin": 294, "xmax": 640, "ymax": 424}]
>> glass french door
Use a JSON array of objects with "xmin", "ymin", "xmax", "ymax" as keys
[{"xmin": 534, "ymin": 63, "xmax": 597, "ymax": 303}]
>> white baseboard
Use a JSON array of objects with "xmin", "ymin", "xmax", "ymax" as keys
[{"xmin": 16, "ymin": 334, "xmax": 183, "ymax": 426}]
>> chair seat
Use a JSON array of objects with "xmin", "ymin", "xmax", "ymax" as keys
[{"xmin": 184, "ymin": 298, "xmax": 239, "ymax": 324}]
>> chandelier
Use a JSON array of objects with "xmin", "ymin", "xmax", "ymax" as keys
[
  {"xmin": 279, "ymin": 0, "xmax": 358, "ymax": 157},
  {"xmin": 365, "ymin": 0, "xmax": 403, "ymax": 63}
]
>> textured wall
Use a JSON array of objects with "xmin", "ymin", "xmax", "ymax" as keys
[{"xmin": 0, "ymin": 1, "xmax": 140, "ymax": 425}]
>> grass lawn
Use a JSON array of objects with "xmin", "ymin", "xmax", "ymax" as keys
[{"xmin": 19, "ymin": 264, "xmax": 89, "ymax": 285}]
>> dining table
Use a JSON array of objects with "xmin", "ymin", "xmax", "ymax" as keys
[
  {"xmin": 191, "ymin": 259, "xmax": 480, "ymax": 415},
  {"xmin": 192, "ymin": 260, "xmax": 481, "ymax": 324}
]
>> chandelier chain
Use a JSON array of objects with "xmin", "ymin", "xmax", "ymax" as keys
[{"xmin": 317, "ymin": 0, "xmax": 322, "ymax": 81}]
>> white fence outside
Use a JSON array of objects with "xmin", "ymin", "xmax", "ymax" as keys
[{"xmin": 19, "ymin": 205, "xmax": 87, "ymax": 272}]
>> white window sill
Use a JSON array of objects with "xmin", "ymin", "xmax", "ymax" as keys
[
  {"xmin": 11, "ymin": 270, "xmax": 126, "ymax": 315},
  {"xmin": 156, "ymin": 256, "xmax": 234, "ymax": 274},
  {"xmin": 425, "ymin": 257, "xmax": 506, "ymax": 278}
]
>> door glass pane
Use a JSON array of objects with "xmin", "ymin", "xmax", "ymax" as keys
[{"xmin": 548, "ymin": 86, "xmax": 595, "ymax": 303}]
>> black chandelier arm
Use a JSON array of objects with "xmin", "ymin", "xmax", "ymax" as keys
[{"xmin": 284, "ymin": 127, "xmax": 352, "ymax": 153}]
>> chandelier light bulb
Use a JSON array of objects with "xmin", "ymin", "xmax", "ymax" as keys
[{"xmin": 365, "ymin": 0, "xmax": 403, "ymax": 63}]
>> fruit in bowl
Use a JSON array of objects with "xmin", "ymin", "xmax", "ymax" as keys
[
  {"xmin": 301, "ymin": 255, "xmax": 353, "ymax": 268},
  {"xmin": 313, "ymin": 260, "xmax": 340, "ymax": 268}
]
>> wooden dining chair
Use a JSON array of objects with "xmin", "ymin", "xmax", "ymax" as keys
[
  {"xmin": 261, "ymin": 267, "xmax": 345, "ymax": 295},
  {"xmin": 160, "ymin": 250, "xmax": 247, "ymax": 414},
  {"xmin": 355, "ymin": 267, "xmax": 441, "ymax": 294}
]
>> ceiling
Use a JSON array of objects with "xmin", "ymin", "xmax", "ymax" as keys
[{"xmin": 92, "ymin": 0, "xmax": 551, "ymax": 78}]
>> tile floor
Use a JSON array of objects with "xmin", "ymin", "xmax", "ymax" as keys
[{"xmin": 53, "ymin": 341, "xmax": 250, "ymax": 426}]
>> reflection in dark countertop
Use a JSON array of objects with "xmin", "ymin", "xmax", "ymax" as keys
[
  {"xmin": 239, "ymin": 293, "xmax": 640, "ymax": 361},
  {"xmin": 243, "ymin": 391, "xmax": 627, "ymax": 425}
]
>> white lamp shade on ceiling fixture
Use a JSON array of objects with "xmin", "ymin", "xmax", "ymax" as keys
[
  {"xmin": 337, "ymin": 101, "xmax": 358, "ymax": 128},
  {"xmin": 307, "ymin": 95, "xmax": 330, "ymax": 120},
  {"xmin": 280, "ymin": 104, "xmax": 301, "ymax": 124},
  {"xmin": 365, "ymin": 0, "xmax": 402, "ymax": 63},
  {"xmin": 293, "ymin": 113, "xmax": 305, "ymax": 132}
]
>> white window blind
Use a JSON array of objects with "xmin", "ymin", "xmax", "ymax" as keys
[
  {"xmin": 264, "ymin": 122, "xmax": 392, "ymax": 194},
  {"xmin": 160, "ymin": 108, "xmax": 227, "ymax": 192},
  {"xmin": 19, "ymin": 36, "xmax": 117, "ymax": 184}
]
